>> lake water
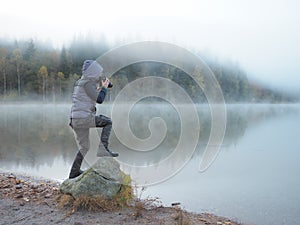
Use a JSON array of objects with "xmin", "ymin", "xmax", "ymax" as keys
[{"xmin": 0, "ymin": 103, "xmax": 299, "ymax": 225}]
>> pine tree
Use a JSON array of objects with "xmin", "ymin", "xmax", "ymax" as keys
[{"xmin": 59, "ymin": 46, "xmax": 70, "ymax": 78}]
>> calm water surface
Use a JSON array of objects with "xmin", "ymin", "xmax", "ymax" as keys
[{"xmin": 0, "ymin": 103, "xmax": 299, "ymax": 225}]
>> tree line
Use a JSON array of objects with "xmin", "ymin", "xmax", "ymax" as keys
[{"xmin": 0, "ymin": 37, "xmax": 296, "ymax": 103}]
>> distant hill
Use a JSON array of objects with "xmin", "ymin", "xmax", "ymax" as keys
[{"xmin": 0, "ymin": 37, "xmax": 298, "ymax": 103}]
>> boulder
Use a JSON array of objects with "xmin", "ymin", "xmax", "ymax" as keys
[{"xmin": 60, "ymin": 157, "xmax": 124, "ymax": 199}]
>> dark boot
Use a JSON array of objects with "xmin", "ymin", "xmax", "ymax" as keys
[
  {"xmin": 97, "ymin": 144, "xmax": 119, "ymax": 157},
  {"xmin": 69, "ymin": 151, "xmax": 84, "ymax": 179},
  {"xmin": 95, "ymin": 115, "xmax": 119, "ymax": 157},
  {"xmin": 106, "ymin": 148, "xmax": 119, "ymax": 157}
]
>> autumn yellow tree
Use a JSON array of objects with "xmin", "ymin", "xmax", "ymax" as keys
[
  {"xmin": 57, "ymin": 71, "xmax": 64, "ymax": 97},
  {"xmin": 38, "ymin": 66, "xmax": 48, "ymax": 101}
]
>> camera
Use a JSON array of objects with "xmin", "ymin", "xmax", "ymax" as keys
[{"xmin": 102, "ymin": 77, "xmax": 113, "ymax": 88}]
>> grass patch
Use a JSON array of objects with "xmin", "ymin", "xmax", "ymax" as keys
[{"xmin": 58, "ymin": 172, "xmax": 134, "ymax": 212}]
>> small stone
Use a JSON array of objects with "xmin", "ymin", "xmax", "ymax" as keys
[
  {"xmin": 44, "ymin": 193, "xmax": 52, "ymax": 198},
  {"xmin": 15, "ymin": 194, "xmax": 23, "ymax": 199},
  {"xmin": 16, "ymin": 179, "xmax": 22, "ymax": 184},
  {"xmin": 171, "ymin": 202, "xmax": 181, "ymax": 206},
  {"xmin": 15, "ymin": 185, "xmax": 23, "ymax": 189},
  {"xmin": 31, "ymin": 184, "xmax": 38, "ymax": 189},
  {"xmin": 74, "ymin": 222, "xmax": 84, "ymax": 225},
  {"xmin": 8, "ymin": 174, "xmax": 16, "ymax": 179},
  {"xmin": 2, "ymin": 184, "xmax": 10, "ymax": 188}
]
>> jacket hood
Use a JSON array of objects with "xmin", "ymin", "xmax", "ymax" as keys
[{"xmin": 81, "ymin": 60, "xmax": 103, "ymax": 82}]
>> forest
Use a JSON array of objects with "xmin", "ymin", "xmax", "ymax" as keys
[{"xmin": 0, "ymin": 37, "xmax": 297, "ymax": 103}]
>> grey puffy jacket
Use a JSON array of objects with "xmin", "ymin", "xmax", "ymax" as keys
[{"xmin": 70, "ymin": 61, "xmax": 106, "ymax": 118}]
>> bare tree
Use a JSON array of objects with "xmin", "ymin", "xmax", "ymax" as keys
[
  {"xmin": 12, "ymin": 48, "xmax": 23, "ymax": 97},
  {"xmin": 0, "ymin": 48, "xmax": 8, "ymax": 96}
]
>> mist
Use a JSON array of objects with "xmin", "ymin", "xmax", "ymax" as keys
[
  {"xmin": 0, "ymin": 36, "xmax": 298, "ymax": 103},
  {"xmin": 1, "ymin": 2, "xmax": 300, "ymax": 224},
  {"xmin": 1, "ymin": 0, "xmax": 299, "ymax": 96},
  {"xmin": 1, "ymin": 102, "xmax": 300, "ymax": 225}
]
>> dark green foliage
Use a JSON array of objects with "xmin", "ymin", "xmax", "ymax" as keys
[
  {"xmin": 59, "ymin": 46, "xmax": 71, "ymax": 77},
  {"xmin": 23, "ymin": 38, "xmax": 36, "ymax": 61},
  {"xmin": 0, "ymin": 37, "xmax": 296, "ymax": 102}
]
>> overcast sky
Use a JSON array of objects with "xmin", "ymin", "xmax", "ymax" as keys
[{"xmin": 0, "ymin": 0, "xmax": 299, "ymax": 92}]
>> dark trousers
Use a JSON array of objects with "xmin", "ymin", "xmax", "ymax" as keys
[{"xmin": 69, "ymin": 115, "xmax": 112, "ymax": 173}]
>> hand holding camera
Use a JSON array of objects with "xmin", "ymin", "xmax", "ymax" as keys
[{"xmin": 101, "ymin": 77, "xmax": 113, "ymax": 88}]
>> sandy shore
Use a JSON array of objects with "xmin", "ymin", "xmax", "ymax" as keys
[{"xmin": 0, "ymin": 172, "xmax": 243, "ymax": 225}]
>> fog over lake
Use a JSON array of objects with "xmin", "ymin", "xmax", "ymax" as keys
[{"xmin": 0, "ymin": 103, "xmax": 300, "ymax": 225}]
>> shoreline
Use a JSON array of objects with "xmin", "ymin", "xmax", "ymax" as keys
[{"xmin": 0, "ymin": 171, "xmax": 243, "ymax": 225}]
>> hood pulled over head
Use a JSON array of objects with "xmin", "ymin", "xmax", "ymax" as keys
[{"xmin": 81, "ymin": 60, "xmax": 103, "ymax": 82}]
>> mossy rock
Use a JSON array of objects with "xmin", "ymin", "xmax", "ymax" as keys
[{"xmin": 60, "ymin": 158, "xmax": 125, "ymax": 199}]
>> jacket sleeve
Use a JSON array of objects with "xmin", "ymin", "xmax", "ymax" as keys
[
  {"xmin": 96, "ymin": 87, "xmax": 107, "ymax": 103},
  {"xmin": 84, "ymin": 81, "xmax": 107, "ymax": 104}
]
